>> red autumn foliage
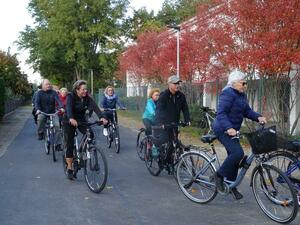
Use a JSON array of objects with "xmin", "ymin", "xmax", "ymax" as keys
[{"xmin": 118, "ymin": 0, "xmax": 300, "ymax": 84}]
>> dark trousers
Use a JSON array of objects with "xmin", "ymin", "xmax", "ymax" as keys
[
  {"xmin": 142, "ymin": 118, "xmax": 154, "ymax": 135},
  {"xmin": 104, "ymin": 111, "xmax": 118, "ymax": 128},
  {"xmin": 217, "ymin": 133, "xmax": 244, "ymax": 182},
  {"xmin": 63, "ymin": 122, "xmax": 87, "ymax": 158}
]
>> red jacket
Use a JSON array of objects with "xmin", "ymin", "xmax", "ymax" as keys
[{"xmin": 57, "ymin": 93, "xmax": 67, "ymax": 115}]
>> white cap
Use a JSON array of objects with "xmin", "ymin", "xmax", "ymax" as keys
[{"xmin": 227, "ymin": 69, "xmax": 246, "ymax": 86}]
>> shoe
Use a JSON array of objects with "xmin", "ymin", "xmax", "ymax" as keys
[
  {"xmin": 103, "ymin": 128, "xmax": 108, "ymax": 136},
  {"xmin": 231, "ymin": 187, "xmax": 243, "ymax": 200},
  {"xmin": 66, "ymin": 169, "xmax": 74, "ymax": 180},
  {"xmin": 215, "ymin": 173, "xmax": 225, "ymax": 192},
  {"xmin": 38, "ymin": 133, "xmax": 43, "ymax": 140}
]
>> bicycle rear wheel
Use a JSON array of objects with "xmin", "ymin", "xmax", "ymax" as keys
[
  {"xmin": 114, "ymin": 125, "xmax": 120, "ymax": 154},
  {"xmin": 176, "ymin": 151, "xmax": 217, "ymax": 204},
  {"xmin": 136, "ymin": 129, "xmax": 146, "ymax": 161},
  {"xmin": 144, "ymin": 141, "xmax": 161, "ymax": 176},
  {"xmin": 44, "ymin": 129, "xmax": 50, "ymax": 155},
  {"xmin": 251, "ymin": 164, "xmax": 298, "ymax": 223},
  {"xmin": 84, "ymin": 145, "xmax": 108, "ymax": 193}
]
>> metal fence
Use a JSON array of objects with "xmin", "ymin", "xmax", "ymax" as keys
[{"xmin": 4, "ymin": 96, "xmax": 26, "ymax": 114}]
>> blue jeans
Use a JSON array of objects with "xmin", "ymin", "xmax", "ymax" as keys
[{"xmin": 217, "ymin": 133, "xmax": 244, "ymax": 182}]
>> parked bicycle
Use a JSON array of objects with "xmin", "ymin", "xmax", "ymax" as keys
[
  {"xmin": 40, "ymin": 111, "xmax": 61, "ymax": 162},
  {"xmin": 199, "ymin": 107, "xmax": 216, "ymax": 134},
  {"xmin": 104, "ymin": 108, "xmax": 125, "ymax": 154},
  {"xmin": 176, "ymin": 125, "xmax": 298, "ymax": 224},
  {"xmin": 62, "ymin": 121, "xmax": 108, "ymax": 193},
  {"xmin": 144, "ymin": 121, "xmax": 190, "ymax": 177}
]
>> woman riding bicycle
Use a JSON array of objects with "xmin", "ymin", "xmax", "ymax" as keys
[
  {"xmin": 213, "ymin": 70, "xmax": 267, "ymax": 200},
  {"xmin": 63, "ymin": 80, "xmax": 108, "ymax": 180},
  {"xmin": 101, "ymin": 86, "xmax": 124, "ymax": 136},
  {"xmin": 142, "ymin": 88, "xmax": 160, "ymax": 135}
]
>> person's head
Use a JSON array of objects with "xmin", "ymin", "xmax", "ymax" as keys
[
  {"xmin": 72, "ymin": 80, "xmax": 88, "ymax": 98},
  {"xmin": 227, "ymin": 70, "xmax": 247, "ymax": 93},
  {"xmin": 41, "ymin": 79, "xmax": 51, "ymax": 91},
  {"xmin": 59, "ymin": 87, "xmax": 68, "ymax": 97},
  {"xmin": 105, "ymin": 86, "xmax": 114, "ymax": 96},
  {"xmin": 148, "ymin": 88, "xmax": 160, "ymax": 102},
  {"xmin": 167, "ymin": 75, "xmax": 182, "ymax": 94}
]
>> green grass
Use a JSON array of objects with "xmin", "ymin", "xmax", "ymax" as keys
[{"xmin": 118, "ymin": 110, "xmax": 142, "ymax": 120}]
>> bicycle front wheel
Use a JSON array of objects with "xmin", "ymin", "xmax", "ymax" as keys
[
  {"xmin": 50, "ymin": 130, "xmax": 56, "ymax": 162},
  {"xmin": 144, "ymin": 141, "xmax": 161, "ymax": 176},
  {"xmin": 113, "ymin": 126, "xmax": 120, "ymax": 154},
  {"xmin": 176, "ymin": 151, "xmax": 217, "ymax": 204},
  {"xmin": 106, "ymin": 126, "xmax": 113, "ymax": 148},
  {"xmin": 44, "ymin": 129, "xmax": 50, "ymax": 155},
  {"xmin": 84, "ymin": 146, "xmax": 108, "ymax": 193},
  {"xmin": 251, "ymin": 164, "xmax": 298, "ymax": 223}
]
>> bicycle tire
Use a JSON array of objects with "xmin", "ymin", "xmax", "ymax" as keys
[
  {"xmin": 44, "ymin": 129, "xmax": 50, "ymax": 155},
  {"xmin": 50, "ymin": 130, "xmax": 56, "ymax": 162},
  {"xmin": 114, "ymin": 125, "xmax": 120, "ymax": 154},
  {"xmin": 106, "ymin": 126, "xmax": 113, "ymax": 148},
  {"xmin": 176, "ymin": 151, "xmax": 217, "ymax": 204},
  {"xmin": 136, "ymin": 129, "xmax": 146, "ymax": 161},
  {"xmin": 251, "ymin": 164, "xmax": 298, "ymax": 223},
  {"xmin": 144, "ymin": 139, "xmax": 161, "ymax": 176},
  {"xmin": 84, "ymin": 145, "xmax": 108, "ymax": 193}
]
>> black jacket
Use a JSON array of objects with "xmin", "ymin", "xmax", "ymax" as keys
[
  {"xmin": 36, "ymin": 89, "xmax": 62, "ymax": 113},
  {"xmin": 64, "ymin": 92, "xmax": 104, "ymax": 122},
  {"xmin": 155, "ymin": 89, "xmax": 190, "ymax": 125}
]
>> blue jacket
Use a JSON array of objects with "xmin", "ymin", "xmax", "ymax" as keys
[
  {"xmin": 213, "ymin": 87, "xmax": 261, "ymax": 135},
  {"xmin": 143, "ymin": 98, "xmax": 157, "ymax": 121},
  {"xmin": 101, "ymin": 94, "xmax": 122, "ymax": 109},
  {"xmin": 36, "ymin": 89, "xmax": 62, "ymax": 114}
]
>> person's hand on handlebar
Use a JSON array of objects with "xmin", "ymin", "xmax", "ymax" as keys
[
  {"xmin": 258, "ymin": 117, "xmax": 267, "ymax": 124},
  {"xmin": 35, "ymin": 110, "xmax": 41, "ymax": 115},
  {"xmin": 227, "ymin": 128, "xmax": 237, "ymax": 136},
  {"xmin": 59, "ymin": 108, "xmax": 65, "ymax": 113},
  {"xmin": 69, "ymin": 118, "xmax": 78, "ymax": 127}
]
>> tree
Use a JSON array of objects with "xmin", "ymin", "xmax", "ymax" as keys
[{"xmin": 18, "ymin": 0, "xmax": 129, "ymax": 89}]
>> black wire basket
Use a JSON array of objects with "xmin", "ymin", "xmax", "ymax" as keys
[{"xmin": 244, "ymin": 126, "xmax": 277, "ymax": 154}]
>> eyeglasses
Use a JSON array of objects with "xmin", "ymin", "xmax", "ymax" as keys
[
  {"xmin": 173, "ymin": 82, "xmax": 181, "ymax": 86},
  {"xmin": 242, "ymin": 82, "xmax": 247, "ymax": 86}
]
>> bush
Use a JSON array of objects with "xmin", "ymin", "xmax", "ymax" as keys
[{"xmin": 0, "ymin": 78, "xmax": 5, "ymax": 119}]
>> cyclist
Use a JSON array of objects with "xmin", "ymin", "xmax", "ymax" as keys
[
  {"xmin": 35, "ymin": 79, "xmax": 63, "ymax": 140},
  {"xmin": 100, "ymin": 86, "xmax": 124, "ymax": 136},
  {"xmin": 63, "ymin": 80, "xmax": 108, "ymax": 180},
  {"xmin": 154, "ymin": 75, "xmax": 190, "ymax": 172},
  {"xmin": 57, "ymin": 87, "xmax": 68, "ymax": 128},
  {"xmin": 142, "ymin": 88, "xmax": 160, "ymax": 135},
  {"xmin": 213, "ymin": 69, "xmax": 267, "ymax": 200}
]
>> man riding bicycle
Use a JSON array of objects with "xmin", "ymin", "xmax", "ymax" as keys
[
  {"xmin": 154, "ymin": 75, "xmax": 191, "ymax": 171},
  {"xmin": 35, "ymin": 79, "xmax": 63, "ymax": 140}
]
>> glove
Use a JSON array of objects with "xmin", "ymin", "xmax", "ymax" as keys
[{"xmin": 36, "ymin": 110, "xmax": 41, "ymax": 115}]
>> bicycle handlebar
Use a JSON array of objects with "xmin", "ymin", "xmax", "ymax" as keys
[
  {"xmin": 103, "ymin": 108, "xmax": 126, "ymax": 111},
  {"xmin": 152, "ymin": 121, "xmax": 189, "ymax": 130},
  {"xmin": 77, "ymin": 121, "xmax": 103, "ymax": 127},
  {"xmin": 38, "ymin": 111, "xmax": 60, "ymax": 117}
]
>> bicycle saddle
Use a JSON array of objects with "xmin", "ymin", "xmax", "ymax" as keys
[
  {"xmin": 285, "ymin": 141, "xmax": 300, "ymax": 152},
  {"xmin": 201, "ymin": 134, "xmax": 217, "ymax": 144}
]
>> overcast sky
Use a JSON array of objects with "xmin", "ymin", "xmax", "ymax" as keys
[{"xmin": 0, "ymin": 0, "xmax": 164, "ymax": 83}]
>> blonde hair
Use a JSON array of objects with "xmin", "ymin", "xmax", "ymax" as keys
[
  {"xmin": 60, "ymin": 87, "xmax": 68, "ymax": 93},
  {"xmin": 148, "ymin": 88, "xmax": 160, "ymax": 99},
  {"xmin": 105, "ymin": 86, "xmax": 114, "ymax": 94}
]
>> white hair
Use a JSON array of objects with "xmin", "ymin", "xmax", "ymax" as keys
[{"xmin": 222, "ymin": 70, "xmax": 246, "ymax": 91}]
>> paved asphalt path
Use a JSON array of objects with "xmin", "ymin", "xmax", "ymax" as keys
[{"xmin": 0, "ymin": 117, "xmax": 298, "ymax": 225}]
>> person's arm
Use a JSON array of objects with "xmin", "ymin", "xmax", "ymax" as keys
[
  {"xmin": 36, "ymin": 92, "xmax": 41, "ymax": 111},
  {"xmin": 88, "ymin": 96, "xmax": 105, "ymax": 119},
  {"xmin": 244, "ymin": 101, "xmax": 261, "ymax": 122},
  {"xmin": 115, "ymin": 96, "xmax": 124, "ymax": 109},
  {"xmin": 66, "ymin": 94, "xmax": 74, "ymax": 119},
  {"xmin": 181, "ymin": 94, "xmax": 190, "ymax": 123},
  {"xmin": 216, "ymin": 90, "xmax": 235, "ymax": 130},
  {"xmin": 155, "ymin": 93, "xmax": 167, "ymax": 125}
]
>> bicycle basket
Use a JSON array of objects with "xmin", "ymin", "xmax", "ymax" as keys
[{"xmin": 245, "ymin": 126, "xmax": 277, "ymax": 154}]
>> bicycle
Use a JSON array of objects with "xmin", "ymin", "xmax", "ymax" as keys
[
  {"xmin": 104, "ymin": 108, "xmax": 125, "ymax": 154},
  {"xmin": 176, "ymin": 125, "xmax": 298, "ymax": 224},
  {"xmin": 144, "ymin": 121, "xmax": 190, "ymax": 177},
  {"xmin": 136, "ymin": 127, "xmax": 146, "ymax": 161},
  {"xmin": 40, "ymin": 111, "xmax": 61, "ymax": 162},
  {"xmin": 266, "ymin": 139, "xmax": 300, "ymax": 205},
  {"xmin": 62, "ymin": 121, "xmax": 108, "ymax": 193},
  {"xmin": 198, "ymin": 107, "xmax": 216, "ymax": 134}
]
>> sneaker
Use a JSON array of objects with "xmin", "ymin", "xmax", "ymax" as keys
[
  {"xmin": 103, "ymin": 128, "xmax": 108, "ymax": 136},
  {"xmin": 231, "ymin": 187, "xmax": 243, "ymax": 200},
  {"xmin": 215, "ymin": 173, "xmax": 225, "ymax": 192},
  {"xmin": 38, "ymin": 133, "xmax": 43, "ymax": 140},
  {"xmin": 66, "ymin": 169, "xmax": 74, "ymax": 180}
]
